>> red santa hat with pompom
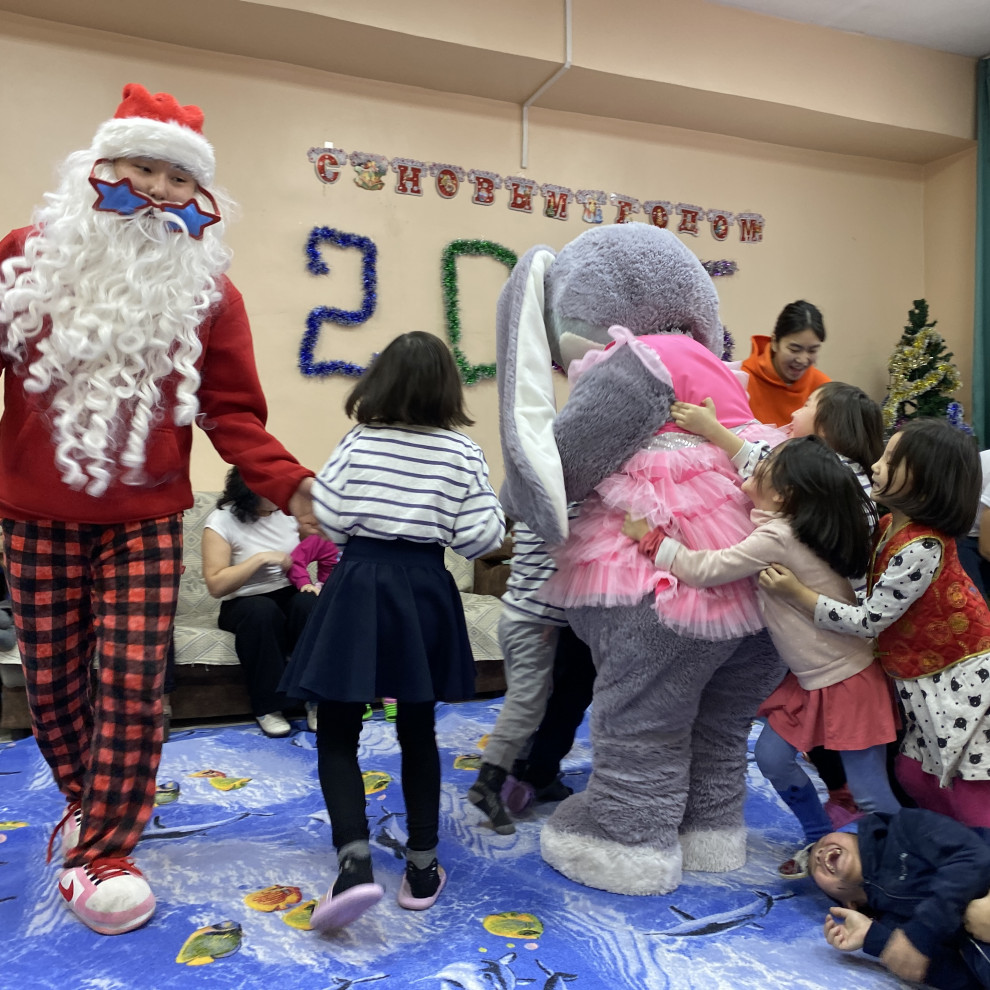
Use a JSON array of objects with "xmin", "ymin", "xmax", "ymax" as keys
[{"xmin": 91, "ymin": 83, "xmax": 216, "ymax": 187}]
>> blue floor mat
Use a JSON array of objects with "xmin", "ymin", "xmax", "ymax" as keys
[{"xmin": 0, "ymin": 699, "xmax": 909, "ymax": 988}]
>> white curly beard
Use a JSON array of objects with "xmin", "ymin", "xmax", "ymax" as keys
[{"xmin": 0, "ymin": 153, "xmax": 233, "ymax": 497}]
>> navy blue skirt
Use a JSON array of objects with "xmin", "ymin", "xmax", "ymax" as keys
[{"xmin": 279, "ymin": 536, "xmax": 476, "ymax": 704}]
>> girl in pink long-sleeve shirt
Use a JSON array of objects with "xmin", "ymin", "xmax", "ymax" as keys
[
  {"xmin": 288, "ymin": 534, "xmax": 340, "ymax": 594},
  {"xmin": 625, "ymin": 437, "xmax": 901, "ymax": 872}
]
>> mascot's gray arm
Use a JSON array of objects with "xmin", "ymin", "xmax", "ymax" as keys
[{"xmin": 553, "ymin": 347, "xmax": 674, "ymax": 501}]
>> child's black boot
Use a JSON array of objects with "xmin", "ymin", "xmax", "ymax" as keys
[{"xmin": 467, "ymin": 762, "xmax": 515, "ymax": 834}]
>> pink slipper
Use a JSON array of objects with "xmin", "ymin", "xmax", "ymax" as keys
[
  {"xmin": 397, "ymin": 865, "xmax": 447, "ymax": 910},
  {"xmin": 501, "ymin": 776, "xmax": 536, "ymax": 814},
  {"xmin": 310, "ymin": 883, "xmax": 384, "ymax": 931}
]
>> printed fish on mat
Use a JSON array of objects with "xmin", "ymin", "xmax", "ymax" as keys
[
  {"xmin": 140, "ymin": 811, "xmax": 266, "ymax": 840},
  {"xmin": 372, "ymin": 807, "xmax": 407, "ymax": 860},
  {"xmin": 431, "ymin": 951, "xmax": 535, "ymax": 989},
  {"xmin": 323, "ymin": 975, "xmax": 388, "ymax": 989},
  {"xmin": 535, "ymin": 959, "xmax": 578, "ymax": 989},
  {"xmin": 154, "ymin": 781, "xmax": 180, "ymax": 806},
  {"xmin": 208, "ymin": 776, "xmax": 252, "ymax": 792},
  {"xmin": 650, "ymin": 890, "xmax": 794, "ymax": 937},
  {"xmin": 362, "ymin": 771, "xmax": 391, "ymax": 795},
  {"xmin": 0, "ymin": 822, "xmax": 27, "ymax": 831},
  {"xmin": 282, "ymin": 899, "xmax": 317, "ymax": 930},
  {"xmin": 244, "ymin": 885, "xmax": 302, "ymax": 912},
  {"xmin": 452, "ymin": 754, "xmax": 483, "ymax": 771},
  {"xmin": 175, "ymin": 920, "xmax": 243, "ymax": 966},
  {"xmin": 482, "ymin": 912, "xmax": 543, "ymax": 939}
]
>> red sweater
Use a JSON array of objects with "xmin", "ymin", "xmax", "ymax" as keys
[{"xmin": 0, "ymin": 227, "xmax": 312, "ymax": 524}]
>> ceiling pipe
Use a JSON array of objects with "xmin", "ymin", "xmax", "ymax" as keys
[{"xmin": 521, "ymin": 0, "xmax": 572, "ymax": 169}]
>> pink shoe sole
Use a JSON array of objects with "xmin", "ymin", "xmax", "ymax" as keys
[
  {"xmin": 397, "ymin": 866, "xmax": 447, "ymax": 910},
  {"xmin": 310, "ymin": 883, "xmax": 384, "ymax": 931}
]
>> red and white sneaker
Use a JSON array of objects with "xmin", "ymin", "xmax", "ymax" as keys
[
  {"xmin": 57, "ymin": 858, "xmax": 156, "ymax": 935},
  {"xmin": 45, "ymin": 801, "xmax": 83, "ymax": 864}
]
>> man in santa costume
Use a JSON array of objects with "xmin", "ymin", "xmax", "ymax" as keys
[{"xmin": 0, "ymin": 83, "xmax": 316, "ymax": 935}]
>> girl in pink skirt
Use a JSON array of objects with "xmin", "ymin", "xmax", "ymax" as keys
[{"xmin": 626, "ymin": 436, "xmax": 901, "ymax": 873}]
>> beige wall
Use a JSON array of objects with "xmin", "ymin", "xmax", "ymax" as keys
[{"xmin": 0, "ymin": 6, "xmax": 978, "ymax": 493}]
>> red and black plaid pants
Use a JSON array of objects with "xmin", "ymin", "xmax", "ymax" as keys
[{"xmin": 2, "ymin": 515, "xmax": 182, "ymax": 866}]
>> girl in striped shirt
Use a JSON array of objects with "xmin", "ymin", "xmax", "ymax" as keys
[{"xmin": 281, "ymin": 331, "xmax": 505, "ymax": 931}]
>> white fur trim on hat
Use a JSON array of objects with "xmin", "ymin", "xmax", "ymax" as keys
[{"xmin": 92, "ymin": 117, "xmax": 216, "ymax": 187}]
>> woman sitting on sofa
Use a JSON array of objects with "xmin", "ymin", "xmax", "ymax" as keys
[{"xmin": 202, "ymin": 467, "xmax": 322, "ymax": 737}]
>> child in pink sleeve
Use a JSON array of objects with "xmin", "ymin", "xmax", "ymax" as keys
[{"xmin": 288, "ymin": 534, "xmax": 340, "ymax": 593}]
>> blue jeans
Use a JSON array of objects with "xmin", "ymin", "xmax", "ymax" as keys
[{"xmin": 754, "ymin": 723, "xmax": 901, "ymax": 814}]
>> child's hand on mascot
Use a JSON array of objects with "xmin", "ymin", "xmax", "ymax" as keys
[
  {"xmin": 622, "ymin": 514, "xmax": 652, "ymax": 543},
  {"xmin": 671, "ymin": 398, "xmax": 719, "ymax": 439}
]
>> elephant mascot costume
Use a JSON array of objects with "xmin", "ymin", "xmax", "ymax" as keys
[{"xmin": 496, "ymin": 223, "xmax": 786, "ymax": 895}]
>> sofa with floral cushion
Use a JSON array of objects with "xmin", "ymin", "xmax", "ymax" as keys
[{"xmin": 0, "ymin": 491, "xmax": 512, "ymax": 731}]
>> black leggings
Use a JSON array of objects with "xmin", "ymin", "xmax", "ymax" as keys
[
  {"xmin": 317, "ymin": 700, "xmax": 440, "ymax": 853},
  {"xmin": 516, "ymin": 625, "xmax": 596, "ymax": 789},
  {"xmin": 218, "ymin": 586, "xmax": 317, "ymax": 716}
]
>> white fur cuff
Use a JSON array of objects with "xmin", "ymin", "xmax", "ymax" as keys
[
  {"xmin": 541, "ymin": 824, "xmax": 683, "ymax": 895},
  {"xmin": 680, "ymin": 826, "xmax": 747, "ymax": 872}
]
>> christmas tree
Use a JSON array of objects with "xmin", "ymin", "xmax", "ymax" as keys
[{"xmin": 881, "ymin": 299, "xmax": 970, "ymax": 434}]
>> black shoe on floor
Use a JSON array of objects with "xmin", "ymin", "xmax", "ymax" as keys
[
  {"xmin": 398, "ymin": 859, "xmax": 447, "ymax": 910},
  {"xmin": 332, "ymin": 854, "xmax": 375, "ymax": 897},
  {"xmin": 405, "ymin": 859, "xmax": 441, "ymax": 900},
  {"xmin": 534, "ymin": 776, "xmax": 573, "ymax": 803}
]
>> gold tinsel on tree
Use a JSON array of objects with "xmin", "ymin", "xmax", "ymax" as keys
[{"xmin": 881, "ymin": 299, "xmax": 967, "ymax": 434}]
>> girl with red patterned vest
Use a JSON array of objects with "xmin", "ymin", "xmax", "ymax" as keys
[{"xmin": 763, "ymin": 419, "xmax": 990, "ymax": 828}]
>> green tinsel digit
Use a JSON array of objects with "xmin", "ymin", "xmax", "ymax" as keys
[{"xmin": 441, "ymin": 240, "xmax": 517, "ymax": 385}]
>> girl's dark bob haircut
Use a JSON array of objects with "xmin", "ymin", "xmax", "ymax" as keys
[
  {"xmin": 345, "ymin": 331, "xmax": 473, "ymax": 429},
  {"xmin": 216, "ymin": 466, "xmax": 263, "ymax": 524},
  {"xmin": 876, "ymin": 418, "xmax": 981, "ymax": 538},
  {"xmin": 812, "ymin": 382, "xmax": 883, "ymax": 478},
  {"xmin": 765, "ymin": 435, "xmax": 876, "ymax": 578},
  {"xmin": 773, "ymin": 300, "xmax": 825, "ymax": 343}
]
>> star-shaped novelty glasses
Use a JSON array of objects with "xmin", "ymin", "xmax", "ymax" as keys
[{"xmin": 88, "ymin": 160, "xmax": 221, "ymax": 239}]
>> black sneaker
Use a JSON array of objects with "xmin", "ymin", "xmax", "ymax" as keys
[
  {"xmin": 332, "ymin": 854, "xmax": 375, "ymax": 896},
  {"xmin": 406, "ymin": 859, "xmax": 440, "ymax": 899},
  {"xmin": 398, "ymin": 859, "xmax": 447, "ymax": 910},
  {"xmin": 534, "ymin": 777, "xmax": 573, "ymax": 803}
]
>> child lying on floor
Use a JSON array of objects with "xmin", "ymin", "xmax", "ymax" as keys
[{"xmin": 808, "ymin": 808, "xmax": 990, "ymax": 988}]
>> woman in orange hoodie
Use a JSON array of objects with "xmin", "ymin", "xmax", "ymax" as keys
[{"xmin": 742, "ymin": 300, "xmax": 830, "ymax": 427}]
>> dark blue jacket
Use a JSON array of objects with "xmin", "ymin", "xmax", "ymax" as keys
[{"xmin": 858, "ymin": 810, "xmax": 990, "ymax": 963}]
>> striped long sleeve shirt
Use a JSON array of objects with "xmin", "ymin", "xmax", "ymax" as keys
[
  {"xmin": 501, "ymin": 506, "xmax": 583, "ymax": 626},
  {"xmin": 312, "ymin": 423, "xmax": 505, "ymax": 559}
]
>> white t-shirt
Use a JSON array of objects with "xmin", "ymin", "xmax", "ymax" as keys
[
  {"xmin": 204, "ymin": 505, "xmax": 300, "ymax": 600},
  {"xmin": 966, "ymin": 450, "xmax": 990, "ymax": 539}
]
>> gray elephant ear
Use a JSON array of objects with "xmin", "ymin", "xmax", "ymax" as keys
[{"xmin": 495, "ymin": 244, "xmax": 568, "ymax": 545}]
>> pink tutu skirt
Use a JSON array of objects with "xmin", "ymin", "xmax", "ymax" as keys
[
  {"xmin": 543, "ymin": 425, "xmax": 781, "ymax": 641},
  {"xmin": 757, "ymin": 663, "xmax": 900, "ymax": 753}
]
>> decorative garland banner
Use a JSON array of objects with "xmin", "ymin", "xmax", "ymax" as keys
[{"xmin": 307, "ymin": 147, "xmax": 764, "ymax": 243}]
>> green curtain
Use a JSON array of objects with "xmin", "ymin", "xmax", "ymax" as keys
[{"xmin": 975, "ymin": 57, "xmax": 990, "ymax": 445}]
